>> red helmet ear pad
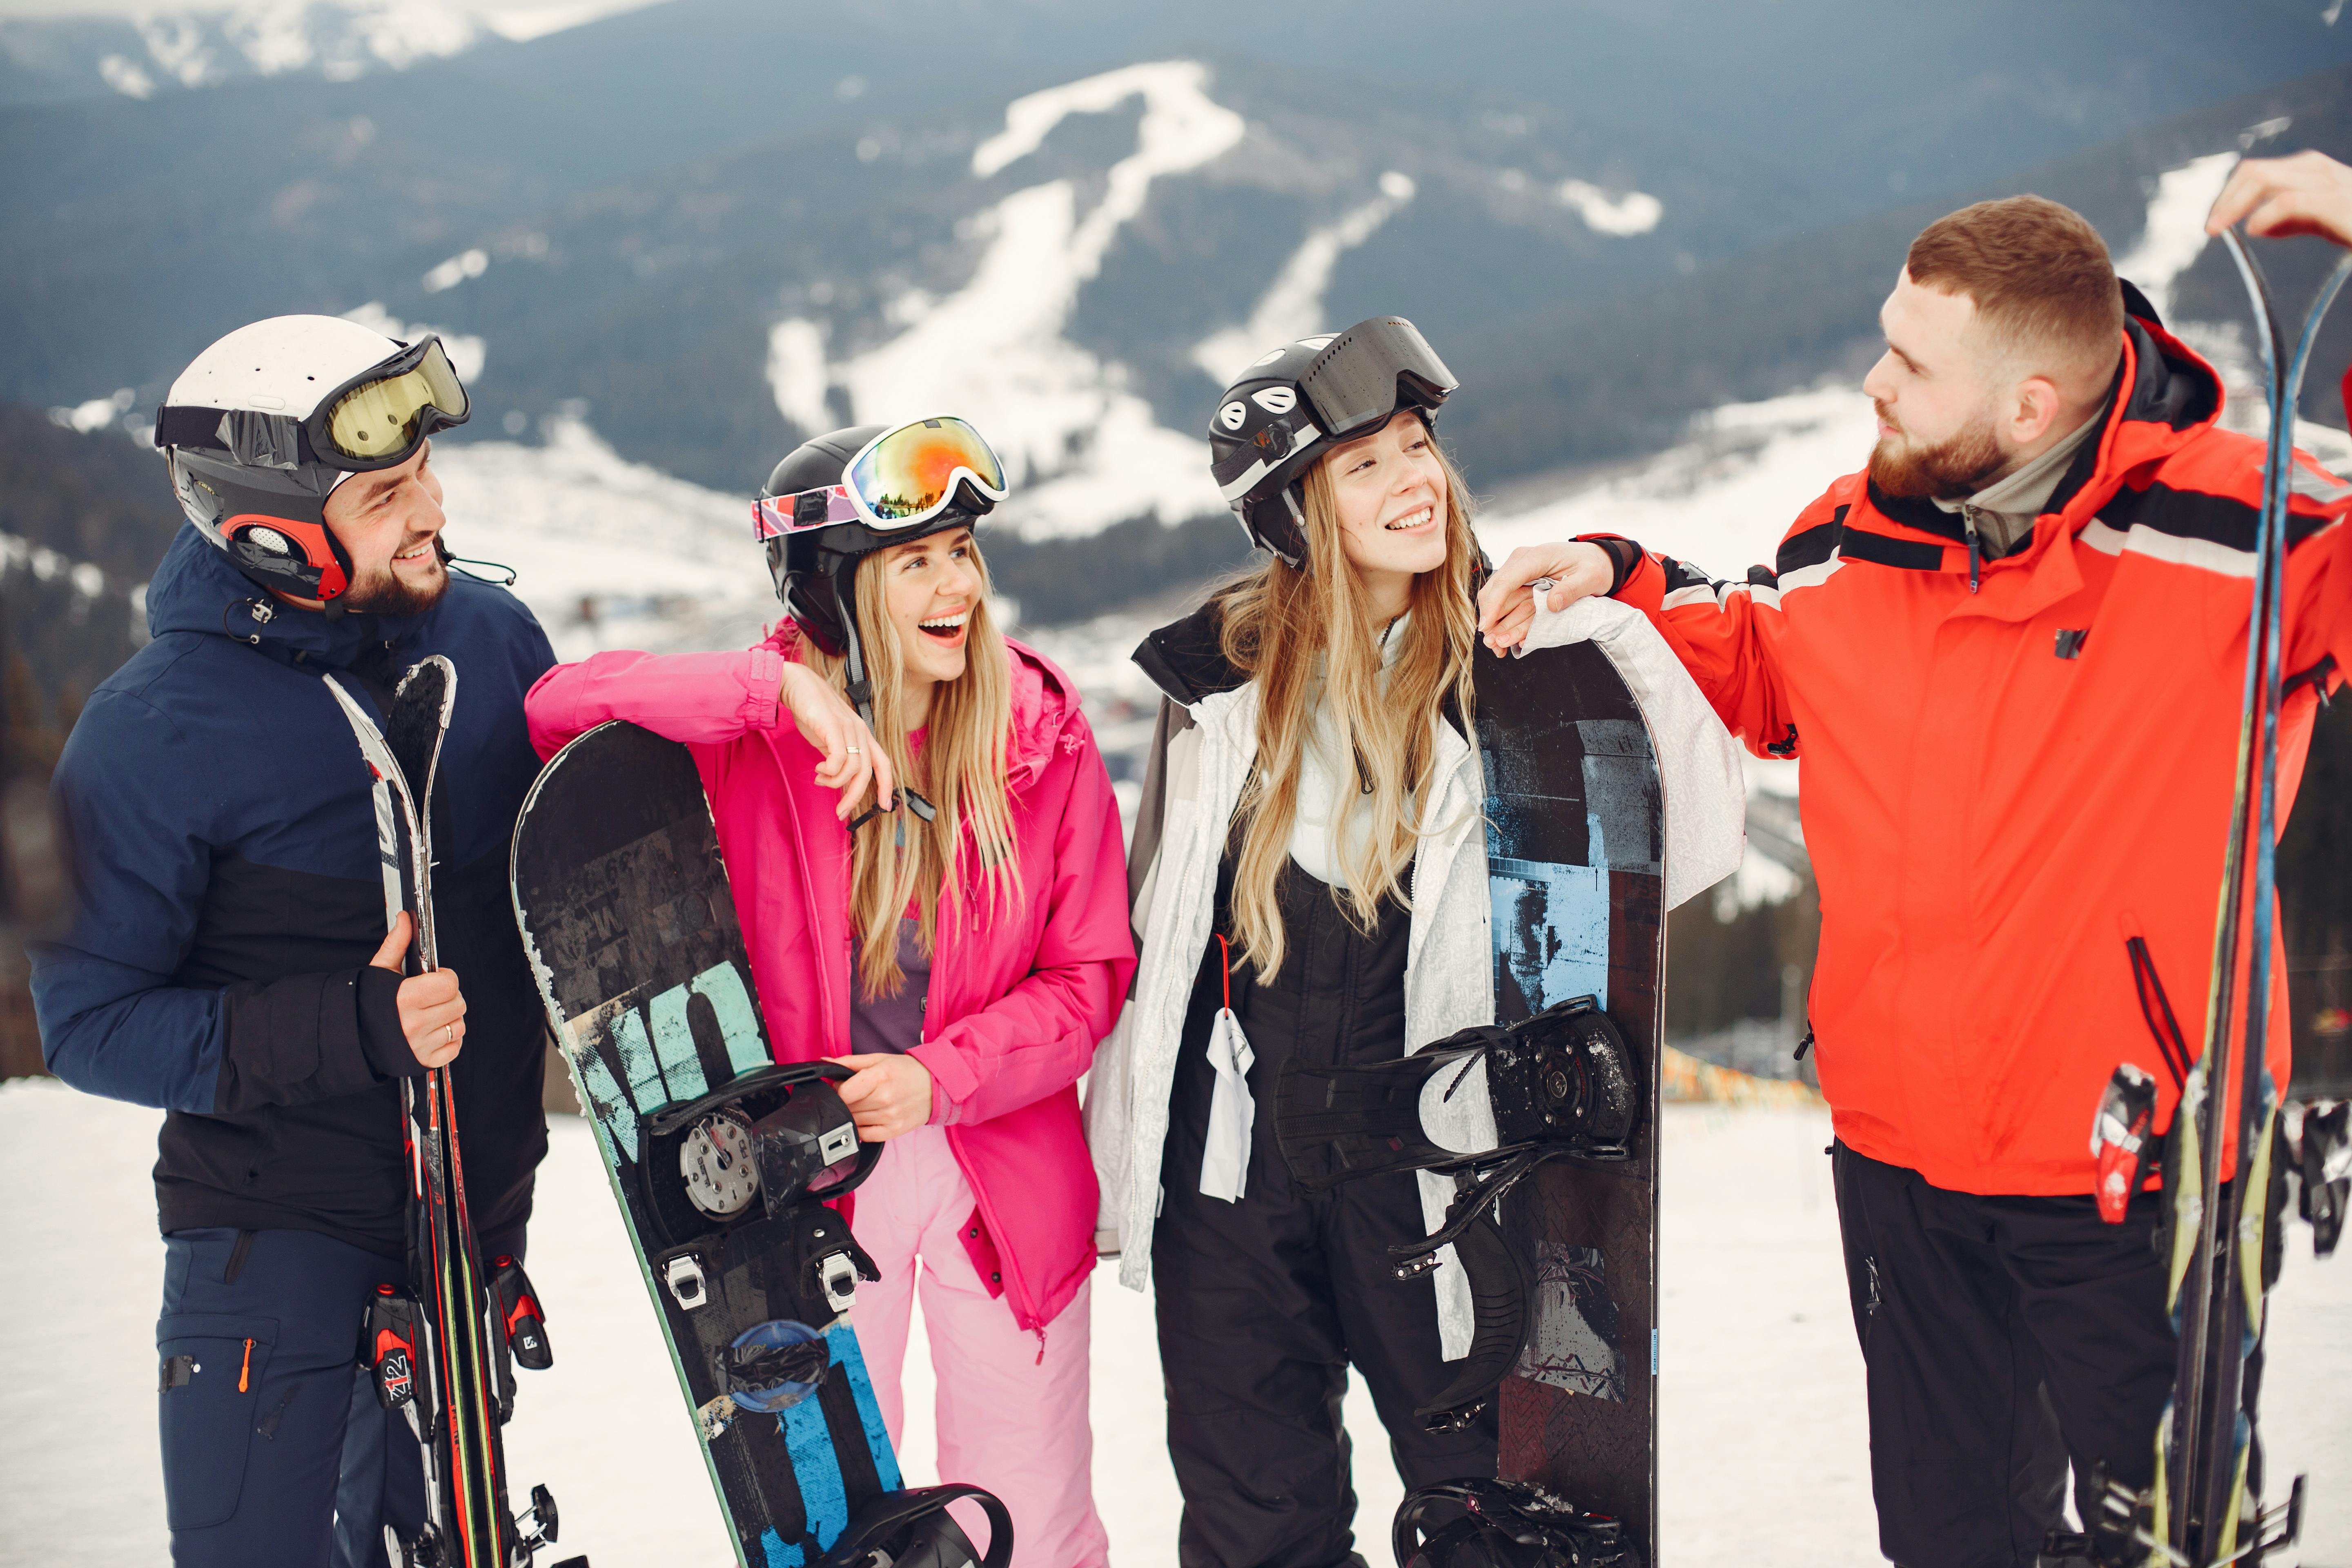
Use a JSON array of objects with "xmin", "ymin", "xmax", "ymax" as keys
[{"xmin": 221, "ymin": 513, "xmax": 353, "ymax": 601}]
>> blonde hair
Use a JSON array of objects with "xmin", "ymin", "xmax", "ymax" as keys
[
  {"xmin": 1212, "ymin": 429, "xmax": 1481, "ymax": 982},
  {"xmin": 800, "ymin": 534, "xmax": 1022, "ymax": 999}
]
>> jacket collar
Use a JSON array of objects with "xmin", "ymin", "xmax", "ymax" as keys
[
  {"xmin": 145, "ymin": 522, "xmax": 426, "ymax": 675},
  {"xmin": 1134, "ymin": 598, "xmax": 1245, "ymax": 708}
]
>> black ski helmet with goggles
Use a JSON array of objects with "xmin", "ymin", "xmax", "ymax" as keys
[
  {"xmin": 154, "ymin": 315, "xmax": 470, "ymax": 603},
  {"xmin": 1207, "ymin": 315, "xmax": 1459, "ymax": 569},
  {"xmin": 754, "ymin": 416, "xmax": 1011, "ymax": 826}
]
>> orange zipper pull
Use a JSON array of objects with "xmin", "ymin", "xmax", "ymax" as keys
[{"xmin": 239, "ymin": 1338, "xmax": 254, "ymax": 1393}]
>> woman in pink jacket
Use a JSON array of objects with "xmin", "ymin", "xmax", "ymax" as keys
[{"xmin": 526, "ymin": 419, "xmax": 1135, "ymax": 1566}]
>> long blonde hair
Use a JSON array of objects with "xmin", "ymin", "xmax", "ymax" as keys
[
  {"xmin": 1213, "ymin": 432, "xmax": 1481, "ymax": 982},
  {"xmin": 800, "ymin": 535, "xmax": 1023, "ymax": 999}
]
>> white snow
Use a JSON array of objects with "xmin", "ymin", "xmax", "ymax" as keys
[
  {"xmin": 768, "ymin": 62, "xmax": 1244, "ymax": 539},
  {"xmin": 422, "ymin": 247, "xmax": 490, "ymax": 294},
  {"xmin": 2113, "ymin": 152, "xmax": 2238, "ymax": 323},
  {"xmin": 96, "ymin": 51, "xmax": 154, "ymax": 96},
  {"xmin": 1475, "ymin": 383, "xmax": 1879, "ymax": 580},
  {"xmin": 429, "ymin": 416, "xmax": 775, "ymax": 661},
  {"xmin": 1191, "ymin": 171, "xmax": 1418, "ymax": 384},
  {"xmin": 764, "ymin": 317, "xmax": 831, "ymax": 436},
  {"xmin": 5, "ymin": 1078, "xmax": 2346, "ymax": 1565},
  {"xmin": 1557, "ymin": 179, "xmax": 1664, "ymax": 237}
]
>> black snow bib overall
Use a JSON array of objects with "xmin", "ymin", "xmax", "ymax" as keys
[{"xmin": 1152, "ymin": 849, "xmax": 1497, "ymax": 1568}]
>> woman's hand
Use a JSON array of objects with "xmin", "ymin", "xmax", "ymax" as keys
[
  {"xmin": 835, "ymin": 1052, "xmax": 935, "ymax": 1140},
  {"xmin": 779, "ymin": 663, "xmax": 896, "ymax": 822},
  {"xmin": 2207, "ymin": 150, "xmax": 2352, "ymax": 248},
  {"xmin": 1474, "ymin": 540, "xmax": 1617, "ymax": 655}
]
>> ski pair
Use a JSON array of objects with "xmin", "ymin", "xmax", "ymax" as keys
[
  {"xmin": 325, "ymin": 657, "xmax": 571, "ymax": 1568},
  {"xmin": 2077, "ymin": 236, "xmax": 2352, "ymax": 1568}
]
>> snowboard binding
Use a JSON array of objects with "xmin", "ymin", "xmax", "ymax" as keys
[
  {"xmin": 1394, "ymin": 1479, "xmax": 1634, "ymax": 1568},
  {"xmin": 1276, "ymin": 995, "xmax": 1640, "ymax": 1431},
  {"xmin": 636, "ymin": 1062, "xmax": 883, "ymax": 1325},
  {"xmin": 820, "ymin": 1483, "xmax": 1013, "ymax": 1568}
]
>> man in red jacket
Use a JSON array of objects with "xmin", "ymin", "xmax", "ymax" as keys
[{"xmin": 1477, "ymin": 151, "xmax": 2352, "ymax": 1566}]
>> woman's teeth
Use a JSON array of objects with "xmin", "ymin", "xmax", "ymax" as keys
[
  {"xmin": 918, "ymin": 611, "xmax": 969, "ymax": 637},
  {"xmin": 1384, "ymin": 506, "xmax": 1435, "ymax": 532}
]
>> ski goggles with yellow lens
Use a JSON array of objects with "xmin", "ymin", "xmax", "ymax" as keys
[
  {"xmin": 310, "ymin": 336, "xmax": 471, "ymax": 468},
  {"xmin": 752, "ymin": 416, "xmax": 1009, "ymax": 540}
]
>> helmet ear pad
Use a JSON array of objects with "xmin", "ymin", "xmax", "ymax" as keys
[{"xmin": 169, "ymin": 448, "xmax": 356, "ymax": 601}]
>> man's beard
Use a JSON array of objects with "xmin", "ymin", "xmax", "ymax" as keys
[
  {"xmin": 1868, "ymin": 403, "xmax": 2009, "ymax": 501},
  {"xmin": 339, "ymin": 539, "xmax": 449, "ymax": 614}
]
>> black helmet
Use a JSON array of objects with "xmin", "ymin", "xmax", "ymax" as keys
[
  {"xmin": 154, "ymin": 315, "xmax": 470, "ymax": 601},
  {"xmin": 1207, "ymin": 316, "xmax": 1459, "ymax": 569},
  {"xmin": 752, "ymin": 417, "xmax": 1009, "ymax": 829},
  {"xmin": 756, "ymin": 419, "xmax": 1005, "ymax": 657}
]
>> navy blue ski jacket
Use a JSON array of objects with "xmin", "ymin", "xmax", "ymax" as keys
[{"xmin": 29, "ymin": 526, "xmax": 557, "ymax": 1261}]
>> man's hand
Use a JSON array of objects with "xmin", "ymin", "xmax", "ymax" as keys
[
  {"xmin": 370, "ymin": 910, "xmax": 464, "ymax": 1069},
  {"xmin": 2208, "ymin": 150, "xmax": 2352, "ymax": 248},
  {"xmin": 835, "ymin": 1052, "xmax": 934, "ymax": 1141},
  {"xmin": 1474, "ymin": 540, "xmax": 1617, "ymax": 655},
  {"xmin": 780, "ymin": 663, "xmax": 896, "ymax": 823}
]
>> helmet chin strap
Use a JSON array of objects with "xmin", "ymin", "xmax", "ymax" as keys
[{"xmin": 832, "ymin": 553, "xmax": 937, "ymax": 832}]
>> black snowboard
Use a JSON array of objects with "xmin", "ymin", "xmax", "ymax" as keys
[
  {"xmin": 1475, "ymin": 640, "xmax": 1664, "ymax": 1559},
  {"xmin": 509, "ymin": 720, "xmax": 909, "ymax": 1568}
]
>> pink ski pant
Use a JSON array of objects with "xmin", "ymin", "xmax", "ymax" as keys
[{"xmin": 851, "ymin": 1124, "xmax": 1108, "ymax": 1567}]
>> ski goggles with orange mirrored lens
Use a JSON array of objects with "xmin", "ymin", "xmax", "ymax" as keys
[
  {"xmin": 753, "ymin": 416, "xmax": 1009, "ymax": 540},
  {"xmin": 310, "ymin": 336, "xmax": 470, "ymax": 468}
]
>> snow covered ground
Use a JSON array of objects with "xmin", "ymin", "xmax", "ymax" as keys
[{"xmin": 3, "ymin": 1078, "xmax": 2345, "ymax": 1566}]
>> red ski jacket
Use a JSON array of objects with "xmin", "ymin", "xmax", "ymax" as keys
[{"xmin": 1595, "ymin": 318, "xmax": 2352, "ymax": 1195}]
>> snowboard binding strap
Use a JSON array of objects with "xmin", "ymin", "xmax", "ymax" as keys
[
  {"xmin": 1393, "ymin": 1478, "xmax": 1632, "ymax": 1567},
  {"xmin": 1275, "ymin": 996, "xmax": 1640, "ymax": 1432},
  {"xmin": 820, "ymin": 1482, "xmax": 1014, "ymax": 1568}
]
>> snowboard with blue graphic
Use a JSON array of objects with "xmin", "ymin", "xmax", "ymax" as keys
[
  {"xmin": 508, "ymin": 720, "xmax": 906, "ymax": 1568},
  {"xmin": 1476, "ymin": 640, "xmax": 1664, "ymax": 1561}
]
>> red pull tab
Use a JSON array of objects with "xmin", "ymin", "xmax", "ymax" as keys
[{"xmin": 1216, "ymin": 933, "xmax": 1233, "ymax": 1012}]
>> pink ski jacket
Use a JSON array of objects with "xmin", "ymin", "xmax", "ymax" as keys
[{"xmin": 526, "ymin": 626, "xmax": 1135, "ymax": 1333}]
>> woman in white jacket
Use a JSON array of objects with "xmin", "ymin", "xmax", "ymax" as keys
[{"xmin": 1087, "ymin": 318, "xmax": 1744, "ymax": 1567}]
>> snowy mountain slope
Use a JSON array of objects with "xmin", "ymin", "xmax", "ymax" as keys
[{"xmin": 10, "ymin": 2, "xmax": 2351, "ymax": 516}]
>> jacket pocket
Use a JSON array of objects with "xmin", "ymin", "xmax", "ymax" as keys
[{"xmin": 156, "ymin": 1313, "xmax": 276, "ymax": 1531}]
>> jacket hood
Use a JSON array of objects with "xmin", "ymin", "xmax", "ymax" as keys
[
  {"xmin": 1867, "ymin": 313, "xmax": 2224, "ymax": 542},
  {"xmin": 145, "ymin": 523, "xmax": 427, "ymax": 672},
  {"xmin": 760, "ymin": 619, "xmax": 1084, "ymax": 791},
  {"xmin": 1134, "ymin": 598, "xmax": 1246, "ymax": 708}
]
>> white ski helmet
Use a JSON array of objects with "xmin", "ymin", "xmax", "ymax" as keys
[{"xmin": 154, "ymin": 315, "xmax": 470, "ymax": 601}]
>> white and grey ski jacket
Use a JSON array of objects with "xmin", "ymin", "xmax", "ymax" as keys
[{"xmin": 1084, "ymin": 594, "xmax": 1748, "ymax": 1356}]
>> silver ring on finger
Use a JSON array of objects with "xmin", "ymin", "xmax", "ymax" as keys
[
  {"xmin": 443, "ymin": 1022, "xmax": 454, "ymax": 1047},
  {"xmin": 847, "ymin": 746, "xmax": 862, "ymax": 754}
]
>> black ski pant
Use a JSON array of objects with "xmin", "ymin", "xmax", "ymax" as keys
[
  {"xmin": 1153, "ymin": 1160, "xmax": 1498, "ymax": 1568},
  {"xmin": 1152, "ymin": 864, "xmax": 1496, "ymax": 1568},
  {"xmin": 157, "ymin": 1227, "xmax": 426, "ymax": 1568},
  {"xmin": 1831, "ymin": 1143, "xmax": 2208, "ymax": 1568}
]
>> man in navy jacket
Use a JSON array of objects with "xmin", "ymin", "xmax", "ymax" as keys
[{"xmin": 30, "ymin": 316, "xmax": 557, "ymax": 1566}]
